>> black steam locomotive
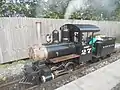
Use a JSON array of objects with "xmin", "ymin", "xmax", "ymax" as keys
[{"xmin": 21, "ymin": 24, "xmax": 116, "ymax": 84}]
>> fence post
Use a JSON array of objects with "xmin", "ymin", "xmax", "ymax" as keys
[
  {"xmin": 0, "ymin": 45, "xmax": 3, "ymax": 63},
  {"xmin": 36, "ymin": 22, "xmax": 42, "ymax": 46}
]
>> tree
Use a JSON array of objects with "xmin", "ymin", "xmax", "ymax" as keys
[
  {"xmin": 0, "ymin": 0, "xmax": 120, "ymax": 21},
  {"xmin": 0, "ymin": 0, "xmax": 37, "ymax": 17},
  {"xmin": 36, "ymin": 0, "xmax": 70, "ymax": 18}
]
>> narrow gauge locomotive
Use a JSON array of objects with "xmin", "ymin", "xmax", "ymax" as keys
[{"xmin": 22, "ymin": 24, "xmax": 116, "ymax": 84}]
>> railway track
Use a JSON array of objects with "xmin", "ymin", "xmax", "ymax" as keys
[
  {"xmin": 0, "ymin": 80, "xmax": 20, "ymax": 90},
  {"xmin": 26, "ymin": 49, "xmax": 120, "ymax": 90},
  {"xmin": 0, "ymin": 79, "xmax": 34, "ymax": 90},
  {"xmin": 1, "ymin": 49, "xmax": 120, "ymax": 90}
]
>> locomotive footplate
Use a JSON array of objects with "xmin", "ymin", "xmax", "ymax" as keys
[{"xmin": 49, "ymin": 54, "xmax": 80, "ymax": 63}]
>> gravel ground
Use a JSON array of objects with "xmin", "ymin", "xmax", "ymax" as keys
[{"xmin": 0, "ymin": 59, "xmax": 33, "ymax": 84}]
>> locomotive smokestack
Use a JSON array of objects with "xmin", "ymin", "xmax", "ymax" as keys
[{"xmin": 52, "ymin": 30, "xmax": 59, "ymax": 43}]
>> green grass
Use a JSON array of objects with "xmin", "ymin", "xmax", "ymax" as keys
[
  {"xmin": 0, "ymin": 64, "xmax": 10, "ymax": 68},
  {"xmin": 0, "ymin": 60, "xmax": 26, "ymax": 69}
]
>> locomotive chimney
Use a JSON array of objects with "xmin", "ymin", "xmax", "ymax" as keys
[{"xmin": 52, "ymin": 30, "xmax": 59, "ymax": 43}]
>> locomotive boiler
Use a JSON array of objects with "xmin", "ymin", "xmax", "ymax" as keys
[
  {"xmin": 29, "ymin": 43, "xmax": 76, "ymax": 61},
  {"xmin": 22, "ymin": 24, "xmax": 116, "ymax": 84}
]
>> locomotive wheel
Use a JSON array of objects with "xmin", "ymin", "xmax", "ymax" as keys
[
  {"xmin": 41, "ymin": 73, "xmax": 54, "ymax": 83},
  {"xmin": 65, "ymin": 62, "xmax": 74, "ymax": 72},
  {"xmin": 41, "ymin": 75, "xmax": 46, "ymax": 83}
]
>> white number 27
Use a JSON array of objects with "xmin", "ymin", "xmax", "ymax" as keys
[{"xmin": 81, "ymin": 48, "xmax": 92, "ymax": 55}]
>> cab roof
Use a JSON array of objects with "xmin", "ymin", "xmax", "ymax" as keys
[{"xmin": 60, "ymin": 24, "xmax": 100, "ymax": 32}]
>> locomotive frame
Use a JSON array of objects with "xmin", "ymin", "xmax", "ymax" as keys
[{"xmin": 21, "ymin": 24, "xmax": 116, "ymax": 84}]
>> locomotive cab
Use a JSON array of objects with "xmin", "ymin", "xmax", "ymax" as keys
[{"xmin": 60, "ymin": 24, "xmax": 100, "ymax": 63}]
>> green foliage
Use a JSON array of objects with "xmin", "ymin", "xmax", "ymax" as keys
[
  {"xmin": 0, "ymin": 0, "xmax": 36, "ymax": 17},
  {"xmin": 44, "ymin": 11, "xmax": 64, "ymax": 19},
  {"xmin": 113, "ymin": 6, "xmax": 120, "ymax": 21},
  {"xmin": 0, "ymin": 0, "xmax": 120, "ymax": 21},
  {"xmin": 70, "ymin": 9, "xmax": 94, "ymax": 20},
  {"xmin": 43, "ymin": 0, "xmax": 120, "ymax": 21}
]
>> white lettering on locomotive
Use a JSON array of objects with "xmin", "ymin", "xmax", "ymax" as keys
[
  {"xmin": 81, "ymin": 47, "xmax": 92, "ymax": 55},
  {"xmin": 87, "ymin": 48, "xmax": 92, "ymax": 53},
  {"xmin": 82, "ymin": 49, "xmax": 87, "ymax": 55},
  {"xmin": 103, "ymin": 44, "xmax": 114, "ymax": 48}
]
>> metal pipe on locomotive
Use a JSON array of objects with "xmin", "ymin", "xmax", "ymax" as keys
[{"xmin": 21, "ymin": 24, "xmax": 116, "ymax": 84}]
